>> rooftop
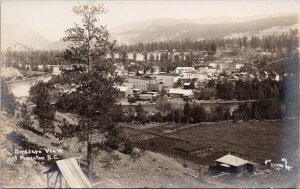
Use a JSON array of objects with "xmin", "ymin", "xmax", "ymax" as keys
[
  {"xmin": 168, "ymin": 88, "xmax": 193, "ymax": 96},
  {"xmin": 44, "ymin": 158, "xmax": 92, "ymax": 188},
  {"xmin": 216, "ymin": 154, "xmax": 249, "ymax": 167}
]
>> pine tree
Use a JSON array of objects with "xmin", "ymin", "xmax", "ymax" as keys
[
  {"xmin": 183, "ymin": 102, "xmax": 192, "ymax": 124},
  {"xmin": 62, "ymin": 2, "xmax": 124, "ymax": 176},
  {"xmin": 1, "ymin": 81, "xmax": 16, "ymax": 116}
]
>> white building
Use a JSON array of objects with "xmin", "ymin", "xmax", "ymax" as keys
[
  {"xmin": 168, "ymin": 88, "xmax": 194, "ymax": 98},
  {"xmin": 181, "ymin": 71, "xmax": 207, "ymax": 81},
  {"xmin": 175, "ymin": 67, "xmax": 195, "ymax": 74},
  {"xmin": 52, "ymin": 66, "xmax": 61, "ymax": 75},
  {"xmin": 38, "ymin": 65, "xmax": 44, "ymax": 70},
  {"xmin": 235, "ymin": 63, "xmax": 245, "ymax": 69},
  {"xmin": 209, "ymin": 62, "xmax": 218, "ymax": 68},
  {"xmin": 207, "ymin": 68, "xmax": 217, "ymax": 74},
  {"xmin": 128, "ymin": 77, "xmax": 155, "ymax": 91},
  {"xmin": 152, "ymin": 73, "xmax": 180, "ymax": 87},
  {"xmin": 115, "ymin": 86, "xmax": 133, "ymax": 100}
]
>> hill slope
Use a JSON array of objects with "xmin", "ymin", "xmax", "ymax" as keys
[
  {"xmin": 1, "ymin": 19, "xmax": 50, "ymax": 51},
  {"xmin": 1, "ymin": 19, "xmax": 69, "ymax": 51},
  {"xmin": 0, "ymin": 111, "xmax": 211, "ymax": 188},
  {"xmin": 111, "ymin": 14, "xmax": 298, "ymax": 44},
  {"xmin": 1, "ymin": 14, "xmax": 298, "ymax": 50}
]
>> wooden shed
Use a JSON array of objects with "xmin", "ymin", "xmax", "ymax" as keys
[
  {"xmin": 44, "ymin": 158, "xmax": 92, "ymax": 188},
  {"xmin": 215, "ymin": 154, "xmax": 258, "ymax": 174}
]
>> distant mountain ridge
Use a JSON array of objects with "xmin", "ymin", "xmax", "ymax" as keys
[
  {"xmin": 111, "ymin": 14, "xmax": 298, "ymax": 44},
  {"xmin": 1, "ymin": 18, "xmax": 69, "ymax": 51},
  {"xmin": 2, "ymin": 19, "xmax": 50, "ymax": 50},
  {"xmin": 1, "ymin": 14, "xmax": 298, "ymax": 50}
]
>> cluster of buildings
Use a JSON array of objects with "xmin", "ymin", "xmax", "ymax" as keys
[
  {"xmin": 213, "ymin": 153, "xmax": 293, "ymax": 176},
  {"xmin": 18, "ymin": 64, "xmax": 61, "ymax": 75},
  {"xmin": 115, "ymin": 73, "xmax": 182, "ymax": 100},
  {"xmin": 113, "ymin": 63, "xmax": 234, "ymax": 101},
  {"xmin": 113, "ymin": 57, "xmax": 283, "ymax": 101},
  {"xmin": 31, "ymin": 52, "xmax": 282, "ymax": 102}
]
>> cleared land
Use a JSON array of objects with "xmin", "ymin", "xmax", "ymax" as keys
[
  {"xmin": 122, "ymin": 120, "xmax": 299, "ymax": 187},
  {"xmin": 125, "ymin": 120, "xmax": 298, "ymax": 166}
]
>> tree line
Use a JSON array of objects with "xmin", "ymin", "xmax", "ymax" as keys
[
  {"xmin": 4, "ymin": 50, "xmax": 62, "ymax": 69},
  {"xmin": 118, "ymin": 31, "xmax": 298, "ymax": 53},
  {"xmin": 111, "ymin": 100, "xmax": 284, "ymax": 125},
  {"xmin": 195, "ymin": 77, "xmax": 284, "ymax": 101}
]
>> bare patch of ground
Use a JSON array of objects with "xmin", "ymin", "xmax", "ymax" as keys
[{"xmin": 0, "ymin": 112, "xmax": 46, "ymax": 188}]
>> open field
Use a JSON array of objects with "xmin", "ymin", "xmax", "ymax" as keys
[{"xmin": 124, "ymin": 119, "xmax": 299, "ymax": 166}]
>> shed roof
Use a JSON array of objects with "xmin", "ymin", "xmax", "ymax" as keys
[
  {"xmin": 216, "ymin": 154, "xmax": 249, "ymax": 167},
  {"xmin": 56, "ymin": 158, "xmax": 92, "ymax": 188}
]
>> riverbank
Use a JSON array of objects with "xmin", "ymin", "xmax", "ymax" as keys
[
  {"xmin": 6, "ymin": 74, "xmax": 52, "ymax": 98},
  {"xmin": 5, "ymin": 73, "xmax": 52, "ymax": 84}
]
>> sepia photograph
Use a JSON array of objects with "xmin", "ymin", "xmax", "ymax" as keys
[{"xmin": 0, "ymin": 0, "xmax": 299, "ymax": 188}]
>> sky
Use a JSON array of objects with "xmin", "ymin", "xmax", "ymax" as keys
[{"xmin": 2, "ymin": 0, "xmax": 300, "ymax": 41}]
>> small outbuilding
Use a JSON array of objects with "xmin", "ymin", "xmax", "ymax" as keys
[
  {"xmin": 215, "ymin": 154, "xmax": 258, "ymax": 174},
  {"xmin": 44, "ymin": 158, "xmax": 92, "ymax": 188}
]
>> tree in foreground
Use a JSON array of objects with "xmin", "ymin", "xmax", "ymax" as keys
[
  {"xmin": 18, "ymin": 103, "xmax": 33, "ymax": 129},
  {"xmin": 1, "ymin": 80, "xmax": 16, "ymax": 116},
  {"xmin": 63, "ymin": 2, "xmax": 116, "ymax": 72},
  {"xmin": 62, "ymin": 2, "xmax": 130, "ymax": 177},
  {"xmin": 30, "ymin": 81, "xmax": 55, "ymax": 135}
]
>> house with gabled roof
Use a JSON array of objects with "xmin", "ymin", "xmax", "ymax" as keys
[
  {"xmin": 175, "ymin": 67, "xmax": 195, "ymax": 74},
  {"xmin": 269, "ymin": 70, "xmax": 280, "ymax": 81},
  {"xmin": 215, "ymin": 153, "xmax": 259, "ymax": 174}
]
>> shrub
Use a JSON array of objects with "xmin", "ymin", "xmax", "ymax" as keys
[{"xmin": 123, "ymin": 139, "xmax": 134, "ymax": 154}]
